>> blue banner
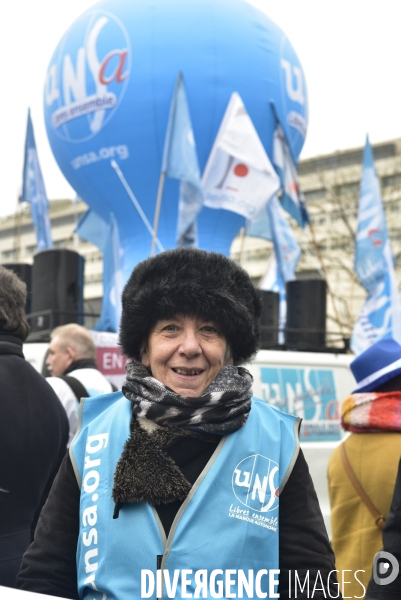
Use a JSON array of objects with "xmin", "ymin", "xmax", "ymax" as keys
[
  {"xmin": 268, "ymin": 195, "xmax": 301, "ymax": 282},
  {"xmin": 351, "ymin": 242, "xmax": 401, "ymax": 354},
  {"xmin": 351, "ymin": 137, "xmax": 401, "ymax": 353},
  {"xmin": 162, "ymin": 73, "xmax": 201, "ymax": 186},
  {"xmin": 176, "ymin": 177, "xmax": 202, "ymax": 247},
  {"xmin": 22, "ymin": 110, "xmax": 53, "ymax": 250},
  {"xmin": 247, "ymin": 205, "xmax": 273, "ymax": 241},
  {"xmin": 259, "ymin": 255, "xmax": 286, "ymax": 343},
  {"xmin": 161, "ymin": 73, "xmax": 204, "ymax": 246},
  {"xmin": 44, "ymin": 0, "xmax": 308, "ymax": 277},
  {"xmin": 75, "ymin": 208, "xmax": 109, "ymax": 251},
  {"xmin": 176, "ymin": 196, "xmax": 199, "ymax": 247},
  {"xmin": 76, "ymin": 210, "xmax": 123, "ymax": 333},
  {"xmin": 259, "ymin": 367, "xmax": 341, "ymax": 442},
  {"xmin": 354, "ymin": 137, "xmax": 388, "ymax": 291},
  {"xmin": 258, "ymin": 199, "xmax": 300, "ymax": 343},
  {"xmin": 272, "ymin": 117, "xmax": 309, "ymax": 228}
]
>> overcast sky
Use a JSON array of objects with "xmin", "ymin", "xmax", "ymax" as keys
[{"xmin": 1, "ymin": 0, "xmax": 400, "ymax": 218}]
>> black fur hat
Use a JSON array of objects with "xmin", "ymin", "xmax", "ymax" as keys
[{"xmin": 119, "ymin": 248, "xmax": 261, "ymax": 365}]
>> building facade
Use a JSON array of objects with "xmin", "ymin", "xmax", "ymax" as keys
[
  {"xmin": 0, "ymin": 199, "xmax": 103, "ymax": 319},
  {"xmin": 1, "ymin": 138, "xmax": 401, "ymax": 341}
]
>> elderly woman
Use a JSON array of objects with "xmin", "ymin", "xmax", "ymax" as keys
[{"xmin": 18, "ymin": 249, "xmax": 337, "ymax": 599}]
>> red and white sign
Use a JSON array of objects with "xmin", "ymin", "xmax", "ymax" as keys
[
  {"xmin": 90, "ymin": 330, "xmax": 129, "ymax": 389},
  {"xmin": 96, "ymin": 347, "xmax": 128, "ymax": 376}
]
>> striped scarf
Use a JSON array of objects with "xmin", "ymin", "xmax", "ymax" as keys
[
  {"xmin": 122, "ymin": 362, "xmax": 253, "ymax": 435},
  {"xmin": 342, "ymin": 391, "xmax": 401, "ymax": 433}
]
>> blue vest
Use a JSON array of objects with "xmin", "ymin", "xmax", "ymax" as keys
[{"xmin": 70, "ymin": 393, "xmax": 300, "ymax": 600}]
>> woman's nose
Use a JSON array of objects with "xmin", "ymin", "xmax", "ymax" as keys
[{"xmin": 179, "ymin": 332, "xmax": 201, "ymax": 356}]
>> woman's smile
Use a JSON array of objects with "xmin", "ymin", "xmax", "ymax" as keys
[{"xmin": 172, "ymin": 367, "xmax": 204, "ymax": 376}]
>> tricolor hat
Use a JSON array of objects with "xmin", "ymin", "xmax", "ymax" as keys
[{"xmin": 351, "ymin": 338, "xmax": 401, "ymax": 393}]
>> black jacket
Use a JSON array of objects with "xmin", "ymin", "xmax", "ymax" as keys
[
  {"xmin": 0, "ymin": 332, "xmax": 69, "ymax": 588},
  {"xmin": 366, "ymin": 458, "xmax": 401, "ymax": 598},
  {"xmin": 18, "ymin": 430, "xmax": 339, "ymax": 599}
]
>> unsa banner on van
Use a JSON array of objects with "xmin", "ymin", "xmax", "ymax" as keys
[{"xmin": 248, "ymin": 356, "xmax": 356, "ymax": 442}]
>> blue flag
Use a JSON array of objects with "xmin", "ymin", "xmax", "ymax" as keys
[
  {"xmin": 272, "ymin": 110, "xmax": 309, "ymax": 228},
  {"xmin": 258, "ymin": 197, "xmax": 301, "ymax": 344},
  {"xmin": 21, "ymin": 109, "xmax": 53, "ymax": 250},
  {"xmin": 268, "ymin": 196, "xmax": 301, "ymax": 282},
  {"xmin": 162, "ymin": 73, "xmax": 203, "ymax": 246},
  {"xmin": 352, "ymin": 244, "xmax": 401, "ymax": 354},
  {"xmin": 247, "ymin": 204, "xmax": 273, "ymax": 241},
  {"xmin": 76, "ymin": 210, "xmax": 124, "ymax": 333},
  {"xmin": 259, "ymin": 254, "xmax": 286, "ymax": 343},
  {"xmin": 75, "ymin": 208, "xmax": 109, "ymax": 251},
  {"xmin": 177, "ymin": 206, "xmax": 198, "ymax": 247},
  {"xmin": 354, "ymin": 136, "xmax": 389, "ymax": 292},
  {"xmin": 351, "ymin": 137, "xmax": 401, "ymax": 353}
]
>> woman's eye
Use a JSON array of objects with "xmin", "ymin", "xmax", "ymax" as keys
[
  {"xmin": 163, "ymin": 325, "xmax": 178, "ymax": 332},
  {"xmin": 201, "ymin": 326, "xmax": 217, "ymax": 333}
]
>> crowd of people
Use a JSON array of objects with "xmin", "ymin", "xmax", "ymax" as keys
[{"xmin": 0, "ymin": 250, "xmax": 400, "ymax": 599}]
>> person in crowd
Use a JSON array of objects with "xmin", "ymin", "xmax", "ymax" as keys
[
  {"xmin": 328, "ymin": 338, "xmax": 401, "ymax": 598},
  {"xmin": 0, "ymin": 266, "xmax": 69, "ymax": 588},
  {"xmin": 18, "ymin": 248, "xmax": 338, "ymax": 599},
  {"xmin": 46, "ymin": 323, "xmax": 115, "ymax": 445},
  {"xmin": 365, "ymin": 457, "xmax": 401, "ymax": 598}
]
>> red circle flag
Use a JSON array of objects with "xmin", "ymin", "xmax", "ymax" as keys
[{"xmin": 233, "ymin": 163, "xmax": 249, "ymax": 177}]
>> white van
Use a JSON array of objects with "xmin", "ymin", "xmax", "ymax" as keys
[
  {"xmin": 24, "ymin": 339, "xmax": 355, "ymax": 538},
  {"xmin": 246, "ymin": 350, "xmax": 355, "ymax": 537}
]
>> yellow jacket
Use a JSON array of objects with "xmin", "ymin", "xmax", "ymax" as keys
[{"xmin": 328, "ymin": 432, "xmax": 401, "ymax": 598}]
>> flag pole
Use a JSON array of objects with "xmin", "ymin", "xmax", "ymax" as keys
[
  {"xmin": 308, "ymin": 220, "xmax": 345, "ymax": 337},
  {"xmin": 151, "ymin": 172, "xmax": 166, "ymax": 256},
  {"xmin": 240, "ymin": 221, "xmax": 248, "ymax": 266},
  {"xmin": 110, "ymin": 160, "xmax": 164, "ymax": 253},
  {"xmin": 13, "ymin": 197, "xmax": 23, "ymax": 261},
  {"xmin": 150, "ymin": 72, "xmax": 182, "ymax": 256}
]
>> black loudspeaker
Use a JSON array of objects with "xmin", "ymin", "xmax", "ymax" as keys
[
  {"xmin": 2, "ymin": 262, "xmax": 32, "ymax": 314},
  {"xmin": 285, "ymin": 279, "xmax": 327, "ymax": 350},
  {"xmin": 31, "ymin": 249, "xmax": 85, "ymax": 332},
  {"xmin": 259, "ymin": 290, "xmax": 280, "ymax": 348}
]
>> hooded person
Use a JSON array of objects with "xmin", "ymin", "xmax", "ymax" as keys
[
  {"xmin": 18, "ymin": 248, "xmax": 337, "ymax": 599},
  {"xmin": 328, "ymin": 338, "xmax": 401, "ymax": 598}
]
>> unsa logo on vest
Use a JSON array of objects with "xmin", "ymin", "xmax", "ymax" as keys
[
  {"xmin": 232, "ymin": 454, "xmax": 279, "ymax": 512},
  {"xmin": 45, "ymin": 9, "xmax": 131, "ymax": 142}
]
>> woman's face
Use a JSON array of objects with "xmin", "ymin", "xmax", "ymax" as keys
[{"xmin": 141, "ymin": 315, "xmax": 230, "ymax": 397}]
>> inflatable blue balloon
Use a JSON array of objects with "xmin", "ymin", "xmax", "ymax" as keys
[{"xmin": 44, "ymin": 0, "xmax": 308, "ymax": 278}]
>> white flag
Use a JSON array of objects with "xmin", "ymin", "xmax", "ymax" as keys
[{"xmin": 202, "ymin": 93, "xmax": 280, "ymax": 220}]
